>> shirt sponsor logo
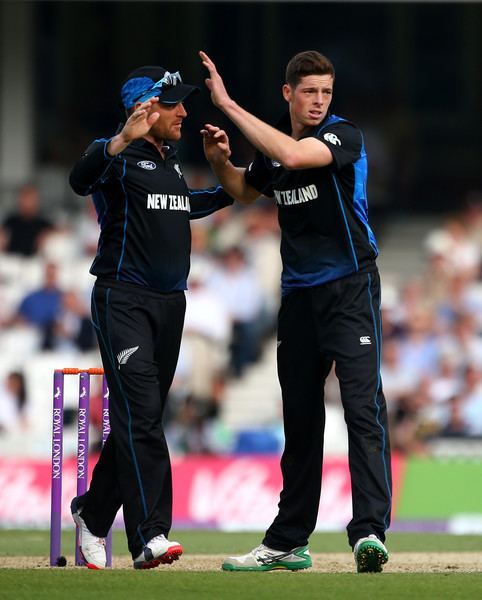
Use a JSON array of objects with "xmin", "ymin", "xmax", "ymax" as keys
[
  {"xmin": 274, "ymin": 184, "xmax": 318, "ymax": 206},
  {"xmin": 323, "ymin": 132, "xmax": 341, "ymax": 146},
  {"xmin": 147, "ymin": 194, "xmax": 191, "ymax": 211},
  {"xmin": 359, "ymin": 336, "xmax": 371, "ymax": 345},
  {"xmin": 137, "ymin": 160, "xmax": 157, "ymax": 170}
]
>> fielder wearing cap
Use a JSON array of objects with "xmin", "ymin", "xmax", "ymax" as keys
[
  {"xmin": 68, "ymin": 63, "xmax": 233, "ymax": 571},
  {"xmin": 120, "ymin": 65, "xmax": 199, "ymax": 108}
]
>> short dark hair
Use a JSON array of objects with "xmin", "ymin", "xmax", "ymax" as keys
[{"xmin": 285, "ymin": 51, "xmax": 335, "ymax": 87}]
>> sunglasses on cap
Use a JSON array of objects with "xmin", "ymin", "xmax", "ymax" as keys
[{"xmin": 134, "ymin": 71, "xmax": 183, "ymax": 103}]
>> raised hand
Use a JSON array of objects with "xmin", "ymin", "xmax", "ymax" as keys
[
  {"xmin": 199, "ymin": 51, "xmax": 232, "ymax": 110},
  {"xmin": 120, "ymin": 98, "xmax": 161, "ymax": 143},
  {"xmin": 201, "ymin": 124, "xmax": 231, "ymax": 165}
]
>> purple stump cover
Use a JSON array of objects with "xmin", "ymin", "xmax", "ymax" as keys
[
  {"xmin": 75, "ymin": 372, "xmax": 90, "ymax": 566},
  {"xmin": 50, "ymin": 370, "xmax": 64, "ymax": 566},
  {"xmin": 102, "ymin": 376, "xmax": 113, "ymax": 567}
]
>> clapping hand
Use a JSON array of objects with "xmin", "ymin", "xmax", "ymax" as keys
[{"xmin": 201, "ymin": 124, "xmax": 232, "ymax": 166}]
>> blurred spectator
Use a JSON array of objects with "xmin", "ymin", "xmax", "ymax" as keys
[
  {"xmin": 0, "ymin": 371, "xmax": 27, "ymax": 433},
  {"xmin": 436, "ymin": 275, "xmax": 482, "ymax": 330},
  {"xmin": 397, "ymin": 309, "xmax": 440, "ymax": 380},
  {"xmin": 210, "ymin": 205, "xmax": 247, "ymax": 252},
  {"xmin": 428, "ymin": 353, "xmax": 461, "ymax": 408},
  {"xmin": 0, "ymin": 184, "xmax": 53, "ymax": 256},
  {"xmin": 55, "ymin": 289, "xmax": 96, "ymax": 352},
  {"xmin": 379, "ymin": 285, "xmax": 405, "ymax": 340},
  {"xmin": 421, "ymin": 252, "xmax": 453, "ymax": 310},
  {"xmin": 381, "ymin": 338, "xmax": 419, "ymax": 411},
  {"xmin": 425, "ymin": 216, "xmax": 481, "ymax": 279},
  {"xmin": 190, "ymin": 221, "xmax": 215, "ymax": 276},
  {"xmin": 460, "ymin": 365, "xmax": 482, "ymax": 437},
  {"xmin": 165, "ymin": 259, "xmax": 231, "ymax": 454},
  {"xmin": 243, "ymin": 205, "xmax": 281, "ymax": 335},
  {"xmin": 440, "ymin": 395, "xmax": 469, "ymax": 438},
  {"xmin": 390, "ymin": 377, "xmax": 432, "ymax": 456},
  {"xmin": 391, "ymin": 278, "xmax": 427, "ymax": 330},
  {"xmin": 184, "ymin": 260, "xmax": 230, "ymax": 413},
  {"xmin": 8, "ymin": 261, "xmax": 63, "ymax": 349},
  {"xmin": 208, "ymin": 246, "xmax": 264, "ymax": 377},
  {"xmin": 438, "ymin": 312, "xmax": 482, "ymax": 371},
  {"xmin": 76, "ymin": 199, "xmax": 101, "ymax": 257}
]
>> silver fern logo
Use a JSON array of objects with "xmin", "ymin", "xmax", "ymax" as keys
[
  {"xmin": 117, "ymin": 346, "xmax": 139, "ymax": 369},
  {"xmin": 174, "ymin": 163, "xmax": 182, "ymax": 178}
]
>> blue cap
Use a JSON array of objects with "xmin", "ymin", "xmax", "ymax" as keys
[{"xmin": 120, "ymin": 66, "xmax": 198, "ymax": 109}]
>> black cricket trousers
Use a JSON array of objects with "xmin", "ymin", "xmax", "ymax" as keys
[
  {"xmin": 263, "ymin": 269, "xmax": 392, "ymax": 551},
  {"xmin": 79, "ymin": 279, "xmax": 185, "ymax": 559}
]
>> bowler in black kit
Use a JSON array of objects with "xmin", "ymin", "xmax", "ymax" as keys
[
  {"xmin": 200, "ymin": 50, "xmax": 392, "ymax": 574},
  {"xmin": 69, "ymin": 65, "xmax": 233, "ymax": 569}
]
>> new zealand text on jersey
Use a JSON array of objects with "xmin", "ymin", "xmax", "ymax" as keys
[
  {"xmin": 147, "ymin": 194, "xmax": 191, "ymax": 211},
  {"xmin": 274, "ymin": 184, "xmax": 318, "ymax": 206}
]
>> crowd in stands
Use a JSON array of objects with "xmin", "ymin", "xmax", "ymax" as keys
[
  {"xmin": 1, "ymin": 181, "xmax": 482, "ymax": 456},
  {"xmin": 0, "ymin": 180, "xmax": 280, "ymax": 455},
  {"xmin": 382, "ymin": 193, "xmax": 482, "ymax": 453}
]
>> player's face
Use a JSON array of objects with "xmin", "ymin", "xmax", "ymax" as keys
[
  {"xmin": 283, "ymin": 74, "xmax": 334, "ymax": 132},
  {"xmin": 148, "ymin": 101, "xmax": 187, "ymax": 142}
]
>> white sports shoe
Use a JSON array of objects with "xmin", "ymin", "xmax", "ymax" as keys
[
  {"xmin": 70, "ymin": 498, "xmax": 106, "ymax": 570},
  {"xmin": 133, "ymin": 534, "xmax": 183, "ymax": 570},
  {"xmin": 354, "ymin": 534, "xmax": 389, "ymax": 573},
  {"xmin": 222, "ymin": 543, "xmax": 312, "ymax": 571}
]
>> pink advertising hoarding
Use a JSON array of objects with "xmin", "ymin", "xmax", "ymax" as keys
[{"xmin": 0, "ymin": 455, "xmax": 402, "ymax": 529}]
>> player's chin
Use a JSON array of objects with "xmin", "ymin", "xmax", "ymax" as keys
[
  {"xmin": 305, "ymin": 115, "xmax": 323, "ymax": 126},
  {"xmin": 170, "ymin": 127, "xmax": 182, "ymax": 140}
]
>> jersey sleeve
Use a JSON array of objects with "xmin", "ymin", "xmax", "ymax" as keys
[
  {"xmin": 314, "ymin": 122, "xmax": 363, "ymax": 171},
  {"xmin": 244, "ymin": 150, "xmax": 274, "ymax": 197},
  {"xmin": 69, "ymin": 138, "xmax": 120, "ymax": 196},
  {"xmin": 188, "ymin": 186, "xmax": 234, "ymax": 220}
]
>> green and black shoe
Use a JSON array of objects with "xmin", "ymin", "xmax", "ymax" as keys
[
  {"xmin": 354, "ymin": 535, "xmax": 389, "ymax": 573},
  {"xmin": 222, "ymin": 544, "xmax": 312, "ymax": 572}
]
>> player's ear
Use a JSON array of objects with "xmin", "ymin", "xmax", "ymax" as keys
[{"xmin": 282, "ymin": 84, "xmax": 292, "ymax": 103}]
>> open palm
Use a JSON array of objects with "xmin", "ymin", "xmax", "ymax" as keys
[{"xmin": 122, "ymin": 98, "xmax": 160, "ymax": 142}]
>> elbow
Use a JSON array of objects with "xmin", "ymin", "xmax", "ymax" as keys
[
  {"xmin": 280, "ymin": 152, "xmax": 303, "ymax": 171},
  {"xmin": 238, "ymin": 185, "xmax": 260, "ymax": 205},
  {"xmin": 69, "ymin": 173, "xmax": 90, "ymax": 197}
]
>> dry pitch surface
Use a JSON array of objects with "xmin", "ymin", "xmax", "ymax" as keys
[{"xmin": 1, "ymin": 553, "xmax": 481, "ymax": 572}]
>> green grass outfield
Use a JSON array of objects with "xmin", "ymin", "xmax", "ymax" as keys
[{"xmin": 1, "ymin": 530, "xmax": 481, "ymax": 600}]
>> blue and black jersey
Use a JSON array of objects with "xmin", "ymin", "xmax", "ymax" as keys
[
  {"xmin": 70, "ymin": 137, "xmax": 233, "ymax": 292},
  {"xmin": 245, "ymin": 113, "xmax": 378, "ymax": 292}
]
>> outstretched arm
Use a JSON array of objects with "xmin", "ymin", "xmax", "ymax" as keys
[
  {"xmin": 199, "ymin": 51, "xmax": 332, "ymax": 170},
  {"xmin": 201, "ymin": 124, "xmax": 259, "ymax": 204}
]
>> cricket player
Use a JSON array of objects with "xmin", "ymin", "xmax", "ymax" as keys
[
  {"xmin": 200, "ymin": 50, "xmax": 392, "ymax": 573},
  {"xmin": 69, "ymin": 65, "xmax": 233, "ymax": 569}
]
